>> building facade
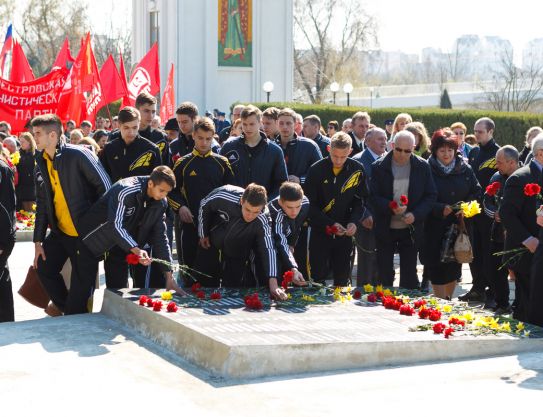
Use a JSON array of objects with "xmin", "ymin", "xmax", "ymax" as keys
[{"xmin": 132, "ymin": 0, "xmax": 293, "ymax": 116}]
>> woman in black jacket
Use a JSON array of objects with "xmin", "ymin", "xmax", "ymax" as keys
[
  {"xmin": 422, "ymin": 130, "xmax": 481, "ymax": 299},
  {"xmin": 15, "ymin": 132, "xmax": 36, "ymax": 211}
]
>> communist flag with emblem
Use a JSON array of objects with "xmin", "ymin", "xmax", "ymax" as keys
[
  {"xmin": 126, "ymin": 42, "xmax": 160, "ymax": 105},
  {"xmin": 57, "ymin": 33, "xmax": 104, "ymax": 125}
]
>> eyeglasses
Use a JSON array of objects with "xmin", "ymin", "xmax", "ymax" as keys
[
  {"xmin": 394, "ymin": 147, "xmax": 412, "ymax": 154},
  {"xmin": 328, "ymin": 126, "xmax": 335, "ymax": 129},
  {"xmin": 474, "ymin": 130, "xmax": 487, "ymax": 134}
]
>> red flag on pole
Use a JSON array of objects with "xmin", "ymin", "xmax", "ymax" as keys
[
  {"xmin": 0, "ymin": 24, "xmax": 13, "ymax": 78},
  {"xmin": 160, "ymin": 64, "xmax": 175, "ymax": 123},
  {"xmin": 57, "ymin": 33, "xmax": 104, "ymax": 125},
  {"xmin": 119, "ymin": 52, "xmax": 131, "ymax": 107},
  {"xmin": 52, "ymin": 36, "xmax": 75, "ymax": 70},
  {"xmin": 10, "ymin": 40, "xmax": 35, "ymax": 83},
  {"xmin": 99, "ymin": 54, "xmax": 129, "ymax": 106},
  {"xmin": 126, "ymin": 42, "xmax": 160, "ymax": 105}
]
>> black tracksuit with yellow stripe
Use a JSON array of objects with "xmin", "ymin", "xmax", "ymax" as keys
[{"xmin": 99, "ymin": 134, "xmax": 162, "ymax": 183}]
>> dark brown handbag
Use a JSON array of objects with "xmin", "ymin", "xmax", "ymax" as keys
[{"xmin": 18, "ymin": 266, "xmax": 50, "ymax": 309}]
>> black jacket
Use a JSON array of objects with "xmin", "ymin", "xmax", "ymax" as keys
[
  {"xmin": 274, "ymin": 134, "xmax": 322, "ymax": 184},
  {"xmin": 220, "ymin": 132, "xmax": 288, "ymax": 199},
  {"xmin": 421, "ymin": 156, "xmax": 481, "ymax": 265},
  {"xmin": 370, "ymin": 152, "xmax": 437, "ymax": 239},
  {"xmin": 468, "ymin": 139, "xmax": 500, "ymax": 191},
  {"xmin": 349, "ymin": 131, "xmax": 365, "ymax": 156},
  {"xmin": 268, "ymin": 195, "xmax": 310, "ymax": 270},
  {"xmin": 139, "ymin": 125, "xmax": 169, "ymax": 166},
  {"xmin": 312, "ymin": 133, "xmax": 331, "ymax": 158},
  {"xmin": 303, "ymin": 157, "xmax": 368, "ymax": 234},
  {"xmin": 483, "ymin": 171, "xmax": 509, "ymax": 243},
  {"xmin": 168, "ymin": 150, "xmax": 235, "ymax": 217},
  {"xmin": 15, "ymin": 150, "xmax": 36, "ymax": 201},
  {"xmin": 198, "ymin": 185, "xmax": 277, "ymax": 278},
  {"xmin": 34, "ymin": 143, "xmax": 111, "ymax": 242},
  {"xmin": 99, "ymin": 134, "xmax": 161, "ymax": 183},
  {"xmin": 0, "ymin": 157, "xmax": 16, "ymax": 249},
  {"xmin": 80, "ymin": 176, "xmax": 172, "ymax": 271},
  {"xmin": 499, "ymin": 160, "xmax": 543, "ymax": 273},
  {"xmin": 169, "ymin": 132, "xmax": 220, "ymax": 166}
]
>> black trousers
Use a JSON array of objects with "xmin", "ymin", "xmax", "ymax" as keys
[
  {"xmin": 528, "ymin": 244, "xmax": 543, "ymax": 326},
  {"xmin": 293, "ymin": 225, "xmax": 310, "ymax": 279},
  {"xmin": 105, "ymin": 245, "xmax": 166, "ymax": 289},
  {"xmin": 0, "ymin": 237, "xmax": 15, "ymax": 322},
  {"xmin": 469, "ymin": 215, "xmax": 493, "ymax": 293},
  {"xmin": 376, "ymin": 228, "xmax": 419, "ymax": 289},
  {"xmin": 37, "ymin": 231, "xmax": 98, "ymax": 315},
  {"xmin": 512, "ymin": 269, "xmax": 531, "ymax": 322},
  {"xmin": 180, "ymin": 222, "xmax": 198, "ymax": 267},
  {"xmin": 489, "ymin": 240, "xmax": 510, "ymax": 307},
  {"xmin": 192, "ymin": 245, "xmax": 221, "ymax": 287},
  {"xmin": 309, "ymin": 232, "xmax": 353, "ymax": 286},
  {"xmin": 355, "ymin": 226, "xmax": 378, "ymax": 286}
]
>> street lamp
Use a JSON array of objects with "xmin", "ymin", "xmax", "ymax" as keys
[
  {"xmin": 370, "ymin": 87, "xmax": 374, "ymax": 109},
  {"xmin": 263, "ymin": 81, "xmax": 274, "ymax": 103},
  {"xmin": 343, "ymin": 83, "xmax": 353, "ymax": 106},
  {"xmin": 330, "ymin": 82, "xmax": 339, "ymax": 104}
]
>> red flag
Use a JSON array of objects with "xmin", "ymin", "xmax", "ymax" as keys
[
  {"xmin": 57, "ymin": 33, "xmax": 104, "ymax": 125},
  {"xmin": 10, "ymin": 40, "xmax": 34, "ymax": 83},
  {"xmin": 99, "ymin": 54, "xmax": 128, "ymax": 106},
  {"xmin": 160, "ymin": 64, "xmax": 175, "ymax": 123},
  {"xmin": 119, "ymin": 52, "xmax": 131, "ymax": 107},
  {"xmin": 52, "ymin": 36, "xmax": 75, "ymax": 70},
  {"xmin": 126, "ymin": 42, "xmax": 160, "ymax": 105}
]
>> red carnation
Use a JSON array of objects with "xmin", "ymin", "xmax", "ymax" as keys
[
  {"xmin": 244, "ymin": 293, "xmax": 263, "ymax": 310},
  {"xmin": 126, "ymin": 253, "xmax": 140, "ymax": 265},
  {"xmin": 399, "ymin": 304, "xmax": 414, "ymax": 316},
  {"xmin": 392, "ymin": 300, "xmax": 403, "ymax": 311},
  {"xmin": 376, "ymin": 291, "xmax": 384, "ymax": 299},
  {"xmin": 428, "ymin": 309, "xmax": 442, "ymax": 322},
  {"xmin": 166, "ymin": 301, "xmax": 178, "ymax": 312},
  {"xmin": 353, "ymin": 290, "xmax": 362, "ymax": 300},
  {"xmin": 389, "ymin": 200, "xmax": 399, "ymax": 211},
  {"xmin": 485, "ymin": 181, "xmax": 501, "ymax": 196},
  {"xmin": 281, "ymin": 270, "xmax": 294, "ymax": 289},
  {"xmin": 146, "ymin": 298, "xmax": 154, "ymax": 307},
  {"xmin": 367, "ymin": 293, "xmax": 377, "ymax": 303},
  {"xmin": 196, "ymin": 290, "xmax": 206, "ymax": 299},
  {"xmin": 152, "ymin": 300, "xmax": 163, "ymax": 311},
  {"xmin": 418, "ymin": 308, "xmax": 430, "ymax": 319},
  {"xmin": 400, "ymin": 195, "xmax": 409, "ymax": 206},
  {"xmin": 325, "ymin": 225, "xmax": 339, "ymax": 236},
  {"xmin": 449, "ymin": 317, "xmax": 465, "ymax": 327},
  {"xmin": 444, "ymin": 327, "xmax": 454, "ymax": 338},
  {"xmin": 524, "ymin": 183, "xmax": 542, "ymax": 197},
  {"xmin": 210, "ymin": 291, "xmax": 222, "ymax": 300},
  {"xmin": 191, "ymin": 282, "xmax": 201, "ymax": 293},
  {"xmin": 139, "ymin": 295, "xmax": 149, "ymax": 306},
  {"xmin": 433, "ymin": 322, "xmax": 446, "ymax": 334},
  {"xmin": 413, "ymin": 299, "xmax": 427, "ymax": 309}
]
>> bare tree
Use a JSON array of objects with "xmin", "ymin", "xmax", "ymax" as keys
[
  {"xmin": 294, "ymin": 0, "xmax": 377, "ymax": 103},
  {"xmin": 482, "ymin": 49, "xmax": 543, "ymax": 112}
]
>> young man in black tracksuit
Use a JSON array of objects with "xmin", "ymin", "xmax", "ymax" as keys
[
  {"xmin": 98, "ymin": 107, "xmax": 163, "ymax": 287},
  {"xmin": 220, "ymin": 105, "xmax": 288, "ymax": 199},
  {"xmin": 304, "ymin": 132, "xmax": 369, "ymax": 286},
  {"xmin": 461, "ymin": 117, "xmax": 501, "ymax": 304},
  {"xmin": 0, "ymin": 151, "xmax": 16, "ymax": 322},
  {"xmin": 81, "ymin": 166, "xmax": 184, "ymax": 292},
  {"xmin": 302, "ymin": 114, "xmax": 331, "ymax": 158},
  {"xmin": 197, "ymin": 183, "xmax": 287, "ymax": 300},
  {"xmin": 32, "ymin": 114, "xmax": 111, "ymax": 315},
  {"xmin": 275, "ymin": 108, "xmax": 322, "ymax": 279},
  {"xmin": 135, "ymin": 92, "xmax": 170, "ymax": 165},
  {"xmin": 268, "ymin": 182, "xmax": 309, "ymax": 285},
  {"xmin": 168, "ymin": 117, "xmax": 234, "ymax": 282}
]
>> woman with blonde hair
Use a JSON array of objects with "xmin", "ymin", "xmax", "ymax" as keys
[
  {"xmin": 78, "ymin": 137, "xmax": 100, "ymax": 155},
  {"xmin": 16, "ymin": 132, "xmax": 37, "ymax": 211},
  {"xmin": 450, "ymin": 122, "xmax": 472, "ymax": 160},
  {"xmin": 519, "ymin": 126, "xmax": 543, "ymax": 164},
  {"xmin": 388, "ymin": 113, "xmax": 412, "ymax": 150},
  {"xmin": 405, "ymin": 122, "xmax": 430, "ymax": 159}
]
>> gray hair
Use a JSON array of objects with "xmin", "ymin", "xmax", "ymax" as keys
[
  {"xmin": 531, "ymin": 133, "xmax": 543, "ymax": 154},
  {"xmin": 498, "ymin": 145, "xmax": 519, "ymax": 162},
  {"xmin": 393, "ymin": 130, "xmax": 416, "ymax": 146},
  {"xmin": 295, "ymin": 113, "xmax": 303, "ymax": 124},
  {"xmin": 526, "ymin": 126, "xmax": 543, "ymax": 145},
  {"xmin": 3, "ymin": 137, "xmax": 17, "ymax": 147},
  {"xmin": 365, "ymin": 127, "xmax": 386, "ymax": 141},
  {"xmin": 342, "ymin": 118, "xmax": 352, "ymax": 127}
]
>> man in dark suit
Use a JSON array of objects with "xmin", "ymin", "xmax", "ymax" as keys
[
  {"xmin": 370, "ymin": 130, "xmax": 437, "ymax": 289},
  {"xmin": 529, "ymin": 189, "xmax": 543, "ymax": 326},
  {"xmin": 500, "ymin": 135, "xmax": 543, "ymax": 322},
  {"xmin": 352, "ymin": 127, "xmax": 387, "ymax": 286},
  {"xmin": 348, "ymin": 111, "xmax": 371, "ymax": 156}
]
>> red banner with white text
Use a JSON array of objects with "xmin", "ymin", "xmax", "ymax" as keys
[{"xmin": 0, "ymin": 67, "xmax": 68, "ymax": 134}]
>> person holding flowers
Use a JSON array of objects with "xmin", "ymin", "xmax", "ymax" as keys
[
  {"xmin": 421, "ymin": 130, "xmax": 481, "ymax": 299},
  {"xmin": 528, "ymin": 183, "xmax": 543, "ymax": 326},
  {"xmin": 371, "ymin": 130, "xmax": 437, "ymax": 289},
  {"xmin": 499, "ymin": 134, "xmax": 543, "ymax": 321}
]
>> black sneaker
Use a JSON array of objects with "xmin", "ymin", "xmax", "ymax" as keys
[
  {"xmin": 494, "ymin": 305, "xmax": 513, "ymax": 316},
  {"xmin": 458, "ymin": 289, "xmax": 485, "ymax": 302},
  {"xmin": 484, "ymin": 299, "xmax": 498, "ymax": 310}
]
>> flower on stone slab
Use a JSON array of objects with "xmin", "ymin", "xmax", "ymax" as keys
[
  {"xmin": 444, "ymin": 327, "xmax": 454, "ymax": 338},
  {"xmin": 367, "ymin": 293, "xmax": 377, "ymax": 303},
  {"xmin": 161, "ymin": 291, "xmax": 173, "ymax": 301},
  {"xmin": 413, "ymin": 299, "xmax": 427, "ymax": 309},
  {"xmin": 418, "ymin": 307, "xmax": 430, "ymax": 319},
  {"xmin": 244, "ymin": 293, "xmax": 263, "ymax": 310},
  {"xmin": 210, "ymin": 291, "xmax": 222, "ymax": 300},
  {"xmin": 399, "ymin": 304, "xmax": 414, "ymax": 316},
  {"xmin": 152, "ymin": 300, "xmax": 163, "ymax": 311},
  {"xmin": 196, "ymin": 290, "xmax": 206, "ymax": 300},
  {"xmin": 166, "ymin": 301, "xmax": 178, "ymax": 312},
  {"xmin": 428, "ymin": 309, "xmax": 442, "ymax": 321},
  {"xmin": 363, "ymin": 283, "xmax": 374, "ymax": 293},
  {"xmin": 139, "ymin": 295, "xmax": 149, "ymax": 306},
  {"xmin": 146, "ymin": 298, "xmax": 154, "ymax": 307},
  {"xmin": 433, "ymin": 323, "xmax": 446, "ymax": 334},
  {"xmin": 191, "ymin": 282, "xmax": 201, "ymax": 293},
  {"xmin": 353, "ymin": 290, "xmax": 362, "ymax": 300}
]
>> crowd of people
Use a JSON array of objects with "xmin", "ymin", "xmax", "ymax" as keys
[{"xmin": 1, "ymin": 94, "xmax": 543, "ymax": 329}]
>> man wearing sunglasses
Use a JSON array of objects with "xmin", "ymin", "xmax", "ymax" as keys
[{"xmin": 370, "ymin": 131, "xmax": 437, "ymax": 290}]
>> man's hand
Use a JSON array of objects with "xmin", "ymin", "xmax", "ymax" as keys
[
  {"xmin": 333, "ymin": 222, "xmax": 346, "ymax": 236},
  {"xmin": 165, "ymin": 271, "xmax": 188, "ymax": 296},
  {"xmin": 523, "ymin": 236, "xmax": 539, "ymax": 254},
  {"xmin": 33, "ymin": 242, "xmax": 46, "ymax": 269},
  {"xmin": 199, "ymin": 237, "xmax": 211, "ymax": 249},
  {"xmin": 345, "ymin": 222, "xmax": 357, "ymax": 237},
  {"xmin": 443, "ymin": 206, "xmax": 453, "ymax": 217},
  {"xmin": 269, "ymin": 278, "xmax": 288, "ymax": 300},
  {"xmin": 494, "ymin": 212, "xmax": 501, "ymax": 223},
  {"xmin": 402, "ymin": 212, "xmax": 415, "ymax": 225},
  {"xmin": 288, "ymin": 175, "xmax": 301, "ymax": 184},
  {"xmin": 393, "ymin": 205, "xmax": 407, "ymax": 216},
  {"xmin": 179, "ymin": 206, "xmax": 194, "ymax": 224},
  {"xmin": 131, "ymin": 247, "xmax": 152, "ymax": 266},
  {"xmin": 361, "ymin": 216, "xmax": 373, "ymax": 230},
  {"xmin": 291, "ymin": 268, "xmax": 307, "ymax": 286},
  {"xmin": 537, "ymin": 206, "xmax": 543, "ymax": 227}
]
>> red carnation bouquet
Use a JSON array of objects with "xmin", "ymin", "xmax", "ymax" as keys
[
  {"xmin": 325, "ymin": 224, "xmax": 339, "ymax": 236},
  {"xmin": 389, "ymin": 195, "xmax": 408, "ymax": 212},
  {"xmin": 485, "ymin": 181, "xmax": 501, "ymax": 197},
  {"xmin": 524, "ymin": 183, "xmax": 542, "ymax": 198}
]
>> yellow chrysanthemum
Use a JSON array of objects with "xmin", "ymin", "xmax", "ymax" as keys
[
  {"xmin": 462, "ymin": 200, "xmax": 481, "ymax": 218},
  {"xmin": 302, "ymin": 294, "xmax": 314, "ymax": 302},
  {"xmin": 500, "ymin": 322, "xmax": 511, "ymax": 333},
  {"xmin": 462, "ymin": 311, "xmax": 474, "ymax": 322},
  {"xmin": 10, "ymin": 151, "xmax": 20, "ymax": 165},
  {"xmin": 32, "ymin": 203, "xmax": 37, "ymax": 211},
  {"xmin": 443, "ymin": 305, "xmax": 453, "ymax": 313},
  {"xmin": 161, "ymin": 291, "xmax": 173, "ymax": 300},
  {"xmin": 363, "ymin": 283, "xmax": 374, "ymax": 293},
  {"xmin": 287, "ymin": 293, "xmax": 292, "ymax": 299},
  {"xmin": 383, "ymin": 289, "xmax": 393, "ymax": 297},
  {"xmin": 516, "ymin": 322, "xmax": 525, "ymax": 332},
  {"xmin": 375, "ymin": 284, "xmax": 383, "ymax": 293},
  {"xmin": 346, "ymin": 293, "xmax": 353, "ymax": 301}
]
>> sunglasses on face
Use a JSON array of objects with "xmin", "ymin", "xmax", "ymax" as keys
[{"xmin": 394, "ymin": 147, "xmax": 412, "ymax": 154}]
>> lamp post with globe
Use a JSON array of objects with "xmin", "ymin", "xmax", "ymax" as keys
[
  {"xmin": 343, "ymin": 83, "xmax": 353, "ymax": 107},
  {"xmin": 263, "ymin": 81, "xmax": 274, "ymax": 103}
]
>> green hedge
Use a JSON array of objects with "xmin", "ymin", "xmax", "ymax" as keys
[{"xmin": 246, "ymin": 102, "xmax": 543, "ymax": 151}]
